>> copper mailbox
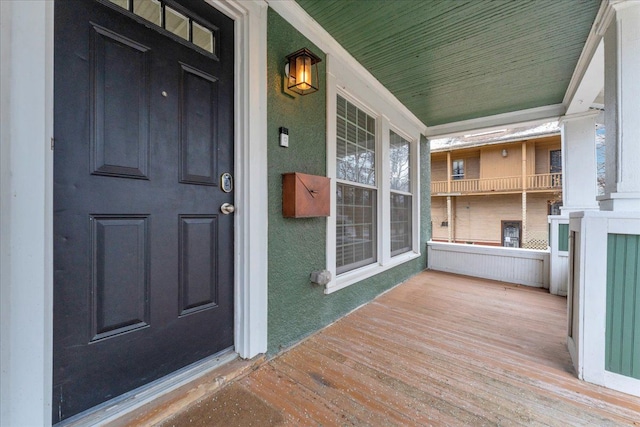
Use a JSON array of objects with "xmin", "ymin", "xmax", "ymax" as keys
[{"xmin": 282, "ymin": 172, "xmax": 330, "ymax": 218}]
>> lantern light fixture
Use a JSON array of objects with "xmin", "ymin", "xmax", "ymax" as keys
[
  {"xmin": 285, "ymin": 47, "xmax": 322, "ymax": 96},
  {"xmin": 502, "ymin": 149, "xmax": 508, "ymax": 157}
]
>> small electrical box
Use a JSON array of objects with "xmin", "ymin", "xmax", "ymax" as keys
[
  {"xmin": 279, "ymin": 127, "xmax": 289, "ymax": 147},
  {"xmin": 310, "ymin": 270, "xmax": 332, "ymax": 286},
  {"xmin": 282, "ymin": 172, "xmax": 330, "ymax": 218}
]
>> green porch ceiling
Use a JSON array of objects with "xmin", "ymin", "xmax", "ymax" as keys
[{"xmin": 294, "ymin": 0, "xmax": 601, "ymax": 127}]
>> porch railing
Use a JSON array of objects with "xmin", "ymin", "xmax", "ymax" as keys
[
  {"xmin": 527, "ymin": 173, "xmax": 562, "ymax": 190},
  {"xmin": 427, "ymin": 241, "xmax": 550, "ymax": 288},
  {"xmin": 431, "ymin": 173, "xmax": 562, "ymax": 195},
  {"xmin": 431, "ymin": 180, "xmax": 448, "ymax": 194}
]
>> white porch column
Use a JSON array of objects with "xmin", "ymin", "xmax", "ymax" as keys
[
  {"xmin": 560, "ymin": 112, "xmax": 600, "ymax": 214},
  {"xmin": 567, "ymin": 0, "xmax": 640, "ymax": 398},
  {"xmin": 521, "ymin": 141, "xmax": 527, "ymax": 246},
  {"xmin": 549, "ymin": 112, "xmax": 599, "ymax": 295},
  {"xmin": 446, "ymin": 151, "xmax": 453, "ymax": 242},
  {"xmin": 600, "ymin": 0, "xmax": 640, "ymax": 212}
]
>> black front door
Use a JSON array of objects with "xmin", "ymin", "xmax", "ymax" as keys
[{"xmin": 53, "ymin": 1, "xmax": 234, "ymax": 422}]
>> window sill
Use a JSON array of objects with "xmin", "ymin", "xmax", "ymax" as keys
[{"xmin": 324, "ymin": 251, "xmax": 421, "ymax": 294}]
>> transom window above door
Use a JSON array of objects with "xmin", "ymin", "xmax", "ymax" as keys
[{"xmin": 107, "ymin": 0, "xmax": 216, "ymax": 55}]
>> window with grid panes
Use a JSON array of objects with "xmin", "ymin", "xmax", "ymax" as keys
[
  {"xmin": 335, "ymin": 95, "xmax": 377, "ymax": 274},
  {"xmin": 389, "ymin": 131, "xmax": 412, "ymax": 255}
]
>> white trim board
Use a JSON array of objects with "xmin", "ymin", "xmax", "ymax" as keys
[
  {"xmin": 425, "ymin": 104, "xmax": 565, "ymax": 139},
  {"xmin": 207, "ymin": 0, "xmax": 269, "ymax": 360},
  {"xmin": 0, "ymin": 2, "xmax": 55, "ymax": 426},
  {"xmin": 564, "ymin": 41, "xmax": 604, "ymax": 115},
  {"xmin": 562, "ymin": 0, "xmax": 610, "ymax": 113}
]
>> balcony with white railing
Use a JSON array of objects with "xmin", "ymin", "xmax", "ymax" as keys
[
  {"xmin": 431, "ymin": 173, "xmax": 562, "ymax": 195},
  {"xmin": 527, "ymin": 172, "xmax": 562, "ymax": 190}
]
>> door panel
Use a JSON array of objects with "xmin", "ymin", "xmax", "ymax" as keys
[
  {"xmin": 53, "ymin": 1, "xmax": 234, "ymax": 422},
  {"xmin": 91, "ymin": 215, "xmax": 150, "ymax": 341},
  {"xmin": 179, "ymin": 215, "xmax": 219, "ymax": 315},
  {"xmin": 91, "ymin": 24, "xmax": 150, "ymax": 178},
  {"xmin": 502, "ymin": 221, "xmax": 521, "ymax": 248},
  {"xmin": 180, "ymin": 65, "xmax": 219, "ymax": 185}
]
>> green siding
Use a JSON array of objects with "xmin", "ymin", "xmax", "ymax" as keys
[
  {"xmin": 558, "ymin": 224, "xmax": 569, "ymax": 252},
  {"xmin": 267, "ymin": 8, "xmax": 430, "ymax": 355},
  {"xmin": 294, "ymin": 0, "xmax": 600, "ymax": 126},
  {"xmin": 606, "ymin": 234, "xmax": 640, "ymax": 380}
]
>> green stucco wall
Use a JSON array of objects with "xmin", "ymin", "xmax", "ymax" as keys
[{"xmin": 266, "ymin": 8, "xmax": 431, "ymax": 356}]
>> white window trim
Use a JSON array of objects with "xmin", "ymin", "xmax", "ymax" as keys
[
  {"xmin": 388, "ymin": 124, "xmax": 420, "ymax": 259},
  {"xmin": 325, "ymin": 54, "xmax": 422, "ymax": 294}
]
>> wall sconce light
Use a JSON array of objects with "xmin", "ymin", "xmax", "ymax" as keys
[
  {"xmin": 285, "ymin": 47, "xmax": 322, "ymax": 96},
  {"xmin": 502, "ymin": 149, "xmax": 508, "ymax": 157}
]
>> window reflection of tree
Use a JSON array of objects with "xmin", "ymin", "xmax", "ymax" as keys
[
  {"xmin": 389, "ymin": 131, "xmax": 412, "ymax": 255},
  {"xmin": 338, "ymin": 146, "xmax": 375, "ymax": 185},
  {"xmin": 336, "ymin": 94, "xmax": 378, "ymax": 272},
  {"xmin": 390, "ymin": 137, "xmax": 410, "ymax": 192}
]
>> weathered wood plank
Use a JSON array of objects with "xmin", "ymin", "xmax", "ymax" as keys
[{"xmin": 162, "ymin": 271, "xmax": 640, "ymax": 426}]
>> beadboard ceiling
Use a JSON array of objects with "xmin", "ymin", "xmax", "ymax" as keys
[{"xmin": 294, "ymin": 0, "xmax": 601, "ymax": 127}]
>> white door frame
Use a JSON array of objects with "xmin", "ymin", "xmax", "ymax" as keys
[
  {"xmin": 207, "ymin": 0, "xmax": 268, "ymax": 360},
  {"xmin": 0, "ymin": 1, "xmax": 268, "ymax": 425}
]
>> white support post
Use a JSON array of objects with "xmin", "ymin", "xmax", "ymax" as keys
[
  {"xmin": 446, "ymin": 151, "xmax": 453, "ymax": 242},
  {"xmin": 559, "ymin": 111, "xmax": 600, "ymax": 214},
  {"xmin": 568, "ymin": 0, "xmax": 640, "ymax": 398},
  {"xmin": 446, "ymin": 196, "xmax": 453, "ymax": 243},
  {"xmin": 521, "ymin": 141, "xmax": 527, "ymax": 247},
  {"xmin": 601, "ymin": 1, "xmax": 640, "ymax": 212},
  {"xmin": 549, "ymin": 111, "xmax": 600, "ymax": 295}
]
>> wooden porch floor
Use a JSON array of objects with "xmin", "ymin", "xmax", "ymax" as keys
[{"xmin": 162, "ymin": 271, "xmax": 640, "ymax": 426}]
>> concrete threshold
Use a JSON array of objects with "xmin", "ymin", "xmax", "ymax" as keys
[
  {"xmin": 110, "ymin": 353, "xmax": 266, "ymax": 427},
  {"xmin": 58, "ymin": 350, "xmax": 266, "ymax": 427}
]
